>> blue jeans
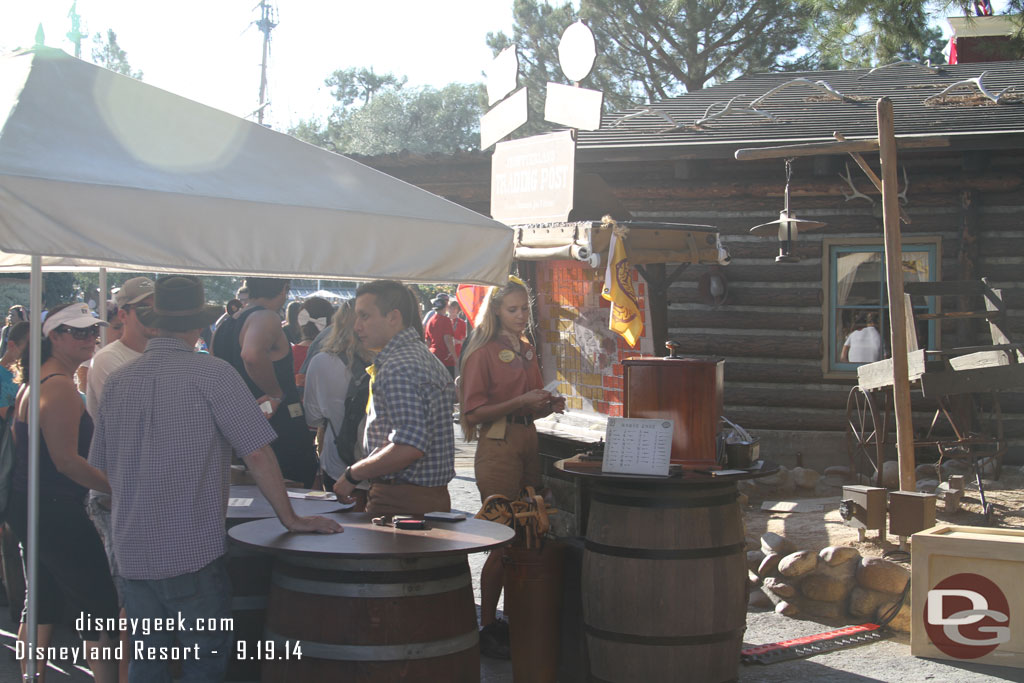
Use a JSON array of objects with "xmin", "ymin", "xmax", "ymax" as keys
[{"xmin": 122, "ymin": 556, "xmax": 233, "ymax": 683}]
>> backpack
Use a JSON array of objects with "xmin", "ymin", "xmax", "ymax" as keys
[
  {"xmin": 211, "ymin": 314, "xmax": 241, "ymax": 367},
  {"xmin": 0, "ymin": 408, "xmax": 17, "ymax": 521},
  {"xmin": 331, "ymin": 356, "xmax": 371, "ymax": 467}
]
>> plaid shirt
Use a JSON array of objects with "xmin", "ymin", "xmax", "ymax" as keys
[
  {"xmin": 89, "ymin": 337, "xmax": 277, "ymax": 580},
  {"xmin": 365, "ymin": 326, "xmax": 455, "ymax": 487}
]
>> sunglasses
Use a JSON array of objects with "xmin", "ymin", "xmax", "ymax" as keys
[{"xmin": 57, "ymin": 325, "xmax": 101, "ymax": 340}]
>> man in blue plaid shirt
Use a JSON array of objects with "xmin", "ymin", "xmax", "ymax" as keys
[{"xmin": 333, "ymin": 280, "xmax": 456, "ymax": 515}]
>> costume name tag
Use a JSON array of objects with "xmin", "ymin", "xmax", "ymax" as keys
[
  {"xmin": 287, "ymin": 402, "xmax": 304, "ymax": 419},
  {"xmin": 525, "ymin": 349, "xmax": 534, "ymax": 360},
  {"xmin": 498, "ymin": 349, "xmax": 515, "ymax": 363}
]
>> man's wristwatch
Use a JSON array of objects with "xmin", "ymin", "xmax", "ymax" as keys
[{"xmin": 343, "ymin": 466, "xmax": 361, "ymax": 486}]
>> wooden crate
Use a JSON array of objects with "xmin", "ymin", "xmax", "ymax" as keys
[{"xmin": 911, "ymin": 525, "xmax": 1024, "ymax": 668}]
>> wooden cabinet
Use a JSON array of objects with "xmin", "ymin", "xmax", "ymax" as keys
[{"xmin": 623, "ymin": 357, "xmax": 724, "ymax": 469}]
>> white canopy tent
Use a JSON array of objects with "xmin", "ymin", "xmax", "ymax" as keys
[
  {"xmin": 0, "ymin": 47, "xmax": 512, "ymax": 282},
  {"xmin": 0, "ymin": 47, "xmax": 512, "ymax": 673}
]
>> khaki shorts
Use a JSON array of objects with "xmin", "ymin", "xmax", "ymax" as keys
[
  {"xmin": 475, "ymin": 421, "xmax": 541, "ymax": 503},
  {"xmin": 366, "ymin": 482, "xmax": 451, "ymax": 516}
]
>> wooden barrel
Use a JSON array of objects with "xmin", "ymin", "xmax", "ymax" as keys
[
  {"xmin": 262, "ymin": 555, "xmax": 480, "ymax": 682},
  {"xmin": 225, "ymin": 543, "xmax": 273, "ymax": 682},
  {"xmin": 582, "ymin": 481, "xmax": 746, "ymax": 683},
  {"xmin": 504, "ymin": 542, "xmax": 565, "ymax": 683}
]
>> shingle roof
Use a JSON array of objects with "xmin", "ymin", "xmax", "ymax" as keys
[{"xmin": 577, "ymin": 60, "xmax": 1024, "ymax": 157}]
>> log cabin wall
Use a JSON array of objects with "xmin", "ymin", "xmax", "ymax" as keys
[
  {"xmin": 360, "ymin": 146, "xmax": 1024, "ymax": 469},
  {"xmin": 587, "ymin": 150, "xmax": 1024, "ymax": 467}
]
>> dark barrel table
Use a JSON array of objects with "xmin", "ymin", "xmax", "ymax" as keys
[
  {"xmin": 228, "ymin": 513, "xmax": 514, "ymax": 683},
  {"xmin": 225, "ymin": 486, "xmax": 347, "ymax": 681},
  {"xmin": 555, "ymin": 460, "xmax": 777, "ymax": 683}
]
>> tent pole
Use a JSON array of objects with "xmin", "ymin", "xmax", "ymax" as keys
[
  {"xmin": 99, "ymin": 268, "xmax": 108, "ymax": 345},
  {"xmin": 26, "ymin": 255, "xmax": 42, "ymax": 679}
]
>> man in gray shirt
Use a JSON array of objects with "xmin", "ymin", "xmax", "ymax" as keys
[{"xmin": 90, "ymin": 275, "xmax": 341, "ymax": 682}]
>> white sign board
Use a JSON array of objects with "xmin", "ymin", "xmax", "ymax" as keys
[
  {"xmin": 480, "ymin": 87, "xmax": 528, "ymax": 151},
  {"xmin": 545, "ymin": 82, "xmax": 604, "ymax": 131},
  {"xmin": 601, "ymin": 417, "xmax": 674, "ymax": 476},
  {"xmin": 490, "ymin": 130, "xmax": 575, "ymax": 225}
]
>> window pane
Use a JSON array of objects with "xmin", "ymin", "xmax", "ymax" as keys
[
  {"xmin": 902, "ymin": 251, "xmax": 930, "ymax": 284},
  {"xmin": 836, "ymin": 251, "xmax": 883, "ymax": 307}
]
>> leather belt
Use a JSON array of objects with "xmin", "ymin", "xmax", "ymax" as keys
[{"xmin": 509, "ymin": 415, "xmax": 534, "ymax": 425}]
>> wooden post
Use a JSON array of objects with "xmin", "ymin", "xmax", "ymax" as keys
[{"xmin": 877, "ymin": 98, "xmax": 916, "ymax": 491}]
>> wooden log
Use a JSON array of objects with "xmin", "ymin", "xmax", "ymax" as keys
[
  {"xmin": 734, "ymin": 135, "xmax": 950, "ymax": 160},
  {"xmin": 722, "ymin": 406, "xmax": 849, "ymax": 432},
  {"xmin": 722, "ymin": 361, "xmax": 830, "ymax": 385},
  {"xmin": 724, "ymin": 385, "xmax": 852, "ymax": 410},
  {"xmin": 920, "ymin": 364, "xmax": 1024, "ymax": 398},
  {"xmin": 668, "ymin": 333, "xmax": 821, "ymax": 359},
  {"xmin": 668, "ymin": 285, "xmax": 822, "ymax": 308},
  {"xmin": 668, "ymin": 309, "xmax": 821, "ymax": 332},
  {"xmin": 672, "ymin": 263, "xmax": 820, "ymax": 283},
  {"xmin": 878, "ymin": 98, "xmax": 916, "ymax": 492}
]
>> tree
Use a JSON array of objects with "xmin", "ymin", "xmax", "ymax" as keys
[
  {"xmin": 91, "ymin": 29, "xmax": 143, "ymax": 80},
  {"xmin": 487, "ymin": 0, "xmax": 965, "ymax": 115},
  {"xmin": 802, "ymin": 1, "xmax": 950, "ymax": 69},
  {"xmin": 291, "ymin": 76, "xmax": 484, "ymax": 156},
  {"xmin": 488, "ymin": 0, "xmax": 808, "ymax": 112},
  {"xmin": 325, "ymin": 67, "xmax": 407, "ymax": 107}
]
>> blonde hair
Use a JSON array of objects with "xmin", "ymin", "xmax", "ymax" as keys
[
  {"xmin": 458, "ymin": 279, "xmax": 533, "ymax": 442},
  {"xmin": 320, "ymin": 300, "xmax": 373, "ymax": 367}
]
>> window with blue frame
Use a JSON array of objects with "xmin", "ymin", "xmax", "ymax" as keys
[{"xmin": 827, "ymin": 241, "xmax": 939, "ymax": 373}]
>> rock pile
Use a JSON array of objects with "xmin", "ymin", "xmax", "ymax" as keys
[{"xmin": 747, "ymin": 536, "xmax": 911, "ymax": 632}]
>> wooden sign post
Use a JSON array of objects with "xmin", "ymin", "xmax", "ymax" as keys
[
  {"xmin": 734, "ymin": 98, "xmax": 942, "ymax": 492},
  {"xmin": 877, "ymin": 98, "xmax": 916, "ymax": 491}
]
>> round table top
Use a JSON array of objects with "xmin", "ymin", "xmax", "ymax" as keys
[
  {"xmin": 227, "ymin": 485, "xmax": 347, "ymax": 521},
  {"xmin": 227, "ymin": 512, "xmax": 515, "ymax": 559},
  {"xmin": 554, "ymin": 458, "xmax": 780, "ymax": 485}
]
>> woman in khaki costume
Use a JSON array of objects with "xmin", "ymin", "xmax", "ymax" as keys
[{"xmin": 459, "ymin": 278, "xmax": 565, "ymax": 658}]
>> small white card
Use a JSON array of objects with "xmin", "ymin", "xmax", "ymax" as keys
[
  {"xmin": 228, "ymin": 498, "xmax": 254, "ymax": 507},
  {"xmin": 287, "ymin": 490, "xmax": 338, "ymax": 501},
  {"xmin": 601, "ymin": 418, "xmax": 674, "ymax": 476}
]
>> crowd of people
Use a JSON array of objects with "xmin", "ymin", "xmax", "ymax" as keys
[{"xmin": 0, "ymin": 272, "xmax": 561, "ymax": 679}]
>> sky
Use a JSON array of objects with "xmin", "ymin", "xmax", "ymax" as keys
[
  {"xmin": 0, "ymin": 1, "xmax": 1012, "ymax": 131},
  {"xmin": 0, "ymin": 0, "xmax": 517, "ymax": 129}
]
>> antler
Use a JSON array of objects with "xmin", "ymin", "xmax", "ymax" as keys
[{"xmin": 839, "ymin": 163, "xmax": 875, "ymax": 205}]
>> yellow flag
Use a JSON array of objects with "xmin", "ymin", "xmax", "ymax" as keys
[{"xmin": 601, "ymin": 229, "xmax": 643, "ymax": 347}]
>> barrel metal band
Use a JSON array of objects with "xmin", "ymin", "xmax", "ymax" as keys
[
  {"xmin": 264, "ymin": 628, "xmax": 478, "ymax": 661},
  {"xmin": 281, "ymin": 555, "xmax": 464, "ymax": 572},
  {"xmin": 591, "ymin": 489, "xmax": 738, "ymax": 509},
  {"xmin": 585, "ymin": 624, "xmax": 740, "ymax": 646},
  {"xmin": 272, "ymin": 568, "xmax": 470, "ymax": 598},
  {"xmin": 584, "ymin": 540, "xmax": 745, "ymax": 560}
]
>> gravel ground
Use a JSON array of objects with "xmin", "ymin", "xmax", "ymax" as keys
[{"xmin": 0, "ymin": 427, "xmax": 1018, "ymax": 682}]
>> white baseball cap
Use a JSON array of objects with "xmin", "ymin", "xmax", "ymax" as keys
[{"xmin": 42, "ymin": 303, "xmax": 108, "ymax": 337}]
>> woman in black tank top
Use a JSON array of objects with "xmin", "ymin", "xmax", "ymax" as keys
[{"xmin": 9, "ymin": 303, "xmax": 119, "ymax": 682}]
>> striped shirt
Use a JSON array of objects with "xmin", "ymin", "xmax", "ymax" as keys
[
  {"xmin": 365, "ymin": 326, "xmax": 455, "ymax": 487},
  {"xmin": 89, "ymin": 337, "xmax": 277, "ymax": 580}
]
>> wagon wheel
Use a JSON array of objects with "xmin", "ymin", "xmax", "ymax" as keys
[
  {"xmin": 968, "ymin": 391, "xmax": 1005, "ymax": 481},
  {"xmin": 847, "ymin": 387, "xmax": 884, "ymax": 486},
  {"xmin": 476, "ymin": 495, "xmax": 515, "ymax": 528}
]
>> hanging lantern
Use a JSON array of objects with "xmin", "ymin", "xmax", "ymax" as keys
[{"xmin": 750, "ymin": 158, "xmax": 826, "ymax": 263}]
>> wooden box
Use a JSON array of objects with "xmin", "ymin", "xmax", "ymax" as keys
[
  {"xmin": 911, "ymin": 525, "xmax": 1024, "ymax": 668},
  {"xmin": 623, "ymin": 357, "xmax": 723, "ymax": 469},
  {"xmin": 841, "ymin": 485, "xmax": 886, "ymax": 538},
  {"xmin": 888, "ymin": 490, "xmax": 936, "ymax": 537}
]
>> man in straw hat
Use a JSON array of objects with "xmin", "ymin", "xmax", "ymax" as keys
[{"xmin": 89, "ymin": 275, "xmax": 341, "ymax": 682}]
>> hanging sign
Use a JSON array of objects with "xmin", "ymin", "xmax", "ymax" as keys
[{"xmin": 490, "ymin": 130, "xmax": 575, "ymax": 224}]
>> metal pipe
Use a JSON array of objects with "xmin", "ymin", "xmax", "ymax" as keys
[{"xmin": 26, "ymin": 255, "xmax": 42, "ymax": 680}]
